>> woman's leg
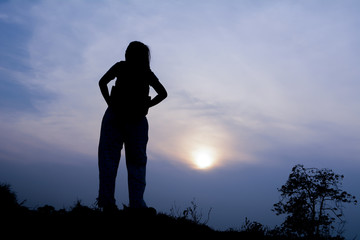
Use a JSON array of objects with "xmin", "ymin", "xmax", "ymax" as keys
[
  {"xmin": 98, "ymin": 108, "xmax": 123, "ymax": 209},
  {"xmin": 124, "ymin": 117, "xmax": 149, "ymax": 208}
]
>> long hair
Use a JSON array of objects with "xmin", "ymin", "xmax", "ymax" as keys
[{"xmin": 125, "ymin": 41, "xmax": 151, "ymax": 69}]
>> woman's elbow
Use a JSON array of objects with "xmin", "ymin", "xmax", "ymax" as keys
[
  {"xmin": 161, "ymin": 90, "xmax": 168, "ymax": 100},
  {"xmin": 99, "ymin": 79, "xmax": 106, "ymax": 88}
]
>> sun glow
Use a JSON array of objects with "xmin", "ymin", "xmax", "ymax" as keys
[{"xmin": 192, "ymin": 147, "xmax": 216, "ymax": 170}]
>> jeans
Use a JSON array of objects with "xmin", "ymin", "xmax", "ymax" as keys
[{"xmin": 98, "ymin": 107, "xmax": 148, "ymax": 208}]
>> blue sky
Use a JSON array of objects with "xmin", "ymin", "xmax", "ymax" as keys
[{"xmin": 1, "ymin": 0, "xmax": 360, "ymax": 237}]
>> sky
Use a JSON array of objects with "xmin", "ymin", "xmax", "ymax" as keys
[{"xmin": 1, "ymin": 0, "xmax": 360, "ymax": 237}]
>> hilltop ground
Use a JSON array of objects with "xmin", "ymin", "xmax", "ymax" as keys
[
  {"xmin": 0, "ymin": 183, "xmax": 273, "ymax": 239},
  {"xmin": 0, "ymin": 184, "xmax": 345, "ymax": 239}
]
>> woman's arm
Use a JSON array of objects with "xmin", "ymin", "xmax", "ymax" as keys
[
  {"xmin": 99, "ymin": 63, "xmax": 119, "ymax": 106},
  {"xmin": 149, "ymin": 78, "xmax": 167, "ymax": 108}
]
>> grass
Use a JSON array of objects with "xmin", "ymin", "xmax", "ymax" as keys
[{"xmin": 0, "ymin": 183, "xmax": 346, "ymax": 239}]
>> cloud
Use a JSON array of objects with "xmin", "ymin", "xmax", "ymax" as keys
[{"xmin": 1, "ymin": 0, "xmax": 360, "ymax": 169}]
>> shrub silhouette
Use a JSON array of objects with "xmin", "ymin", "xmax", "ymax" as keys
[
  {"xmin": 273, "ymin": 165, "xmax": 357, "ymax": 239},
  {"xmin": 0, "ymin": 183, "xmax": 27, "ymax": 215},
  {"xmin": 170, "ymin": 199, "xmax": 212, "ymax": 225},
  {"xmin": 0, "ymin": 183, "xmax": 18, "ymax": 211}
]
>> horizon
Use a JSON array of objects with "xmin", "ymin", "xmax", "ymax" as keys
[{"xmin": 1, "ymin": 0, "xmax": 360, "ymax": 238}]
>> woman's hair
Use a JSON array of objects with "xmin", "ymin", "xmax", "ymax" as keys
[{"xmin": 125, "ymin": 41, "xmax": 151, "ymax": 68}]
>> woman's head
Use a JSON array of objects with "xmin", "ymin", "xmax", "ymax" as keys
[{"xmin": 125, "ymin": 41, "xmax": 151, "ymax": 68}]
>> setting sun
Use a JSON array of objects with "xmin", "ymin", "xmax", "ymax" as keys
[{"xmin": 192, "ymin": 148, "xmax": 216, "ymax": 170}]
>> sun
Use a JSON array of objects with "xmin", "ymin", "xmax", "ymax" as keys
[{"xmin": 192, "ymin": 148, "xmax": 216, "ymax": 170}]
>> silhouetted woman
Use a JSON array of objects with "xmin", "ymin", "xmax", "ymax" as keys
[{"xmin": 97, "ymin": 41, "xmax": 167, "ymax": 212}]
